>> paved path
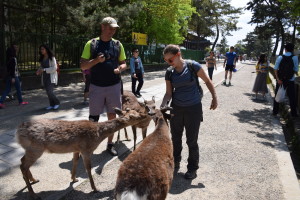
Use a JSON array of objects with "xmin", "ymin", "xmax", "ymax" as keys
[{"xmin": 0, "ymin": 61, "xmax": 299, "ymax": 200}]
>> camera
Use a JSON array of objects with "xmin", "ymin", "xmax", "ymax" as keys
[{"xmin": 97, "ymin": 52, "xmax": 110, "ymax": 59}]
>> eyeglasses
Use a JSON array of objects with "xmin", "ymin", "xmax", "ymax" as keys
[{"xmin": 164, "ymin": 52, "xmax": 180, "ymax": 63}]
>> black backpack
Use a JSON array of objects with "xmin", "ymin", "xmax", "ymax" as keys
[
  {"xmin": 166, "ymin": 60, "xmax": 203, "ymax": 100},
  {"xmin": 277, "ymin": 55, "xmax": 295, "ymax": 81}
]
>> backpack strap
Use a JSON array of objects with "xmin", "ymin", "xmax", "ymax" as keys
[
  {"xmin": 185, "ymin": 60, "xmax": 203, "ymax": 99},
  {"xmin": 90, "ymin": 38, "xmax": 98, "ymax": 59}
]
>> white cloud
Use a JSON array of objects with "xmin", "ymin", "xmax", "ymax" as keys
[{"xmin": 209, "ymin": 0, "xmax": 254, "ymax": 46}]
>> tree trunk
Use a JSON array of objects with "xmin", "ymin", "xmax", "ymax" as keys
[
  {"xmin": 279, "ymin": 20, "xmax": 285, "ymax": 55},
  {"xmin": 211, "ymin": 21, "xmax": 219, "ymax": 51},
  {"xmin": 271, "ymin": 30, "xmax": 280, "ymax": 63},
  {"xmin": 292, "ymin": 21, "xmax": 296, "ymax": 44}
]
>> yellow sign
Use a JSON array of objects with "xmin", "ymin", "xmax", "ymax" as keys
[{"xmin": 132, "ymin": 32, "xmax": 147, "ymax": 45}]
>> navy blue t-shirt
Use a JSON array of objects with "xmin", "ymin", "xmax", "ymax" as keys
[
  {"xmin": 165, "ymin": 61, "xmax": 202, "ymax": 106},
  {"xmin": 90, "ymin": 40, "xmax": 120, "ymax": 87}
]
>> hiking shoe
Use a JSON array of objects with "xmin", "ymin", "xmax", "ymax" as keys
[
  {"xmin": 45, "ymin": 106, "xmax": 54, "ymax": 110},
  {"xmin": 19, "ymin": 102, "xmax": 28, "ymax": 105},
  {"xmin": 228, "ymin": 82, "xmax": 232, "ymax": 86},
  {"xmin": 106, "ymin": 144, "xmax": 118, "ymax": 156},
  {"xmin": 0, "ymin": 103, "xmax": 5, "ymax": 109},
  {"xmin": 53, "ymin": 105, "xmax": 60, "ymax": 110},
  {"xmin": 222, "ymin": 81, "xmax": 226, "ymax": 86},
  {"xmin": 174, "ymin": 162, "xmax": 180, "ymax": 174},
  {"xmin": 184, "ymin": 170, "xmax": 197, "ymax": 179}
]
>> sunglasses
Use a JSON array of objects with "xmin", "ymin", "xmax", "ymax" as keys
[{"xmin": 164, "ymin": 52, "xmax": 180, "ymax": 63}]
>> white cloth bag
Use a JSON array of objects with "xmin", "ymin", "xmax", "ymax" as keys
[{"xmin": 275, "ymin": 85, "xmax": 286, "ymax": 103}]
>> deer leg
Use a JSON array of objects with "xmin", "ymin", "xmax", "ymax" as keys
[
  {"xmin": 116, "ymin": 130, "xmax": 121, "ymax": 144},
  {"xmin": 142, "ymin": 127, "xmax": 148, "ymax": 139},
  {"xmin": 71, "ymin": 152, "xmax": 80, "ymax": 182},
  {"xmin": 124, "ymin": 127, "xmax": 131, "ymax": 141},
  {"xmin": 20, "ymin": 150, "xmax": 43, "ymax": 199},
  {"xmin": 81, "ymin": 153, "xmax": 97, "ymax": 192},
  {"xmin": 132, "ymin": 126, "xmax": 137, "ymax": 150}
]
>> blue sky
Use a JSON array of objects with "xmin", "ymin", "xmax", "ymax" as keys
[{"xmin": 226, "ymin": 0, "xmax": 254, "ymax": 45}]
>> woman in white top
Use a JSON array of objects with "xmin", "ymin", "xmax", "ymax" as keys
[{"xmin": 36, "ymin": 44, "xmax": 60, "ymax": 110}]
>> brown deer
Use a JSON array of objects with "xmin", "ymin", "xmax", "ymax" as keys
[
  {"xmin": 115, "ymin": 107, "xmax": 174, "ymax": 200},
  {"xmin": 17, "ymin": 108, "xmax": 146, "ymax": 200},
  {"xmin": 117, "ymin": 90, "xmax": 156, "ymax": 150}
]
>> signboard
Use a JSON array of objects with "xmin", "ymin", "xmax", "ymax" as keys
[{"xmin": 132, "ymin": 32, "xmax": 147, "ymax": 45}]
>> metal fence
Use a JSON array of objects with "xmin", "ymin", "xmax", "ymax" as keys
[{"xmin": 1, "ymin": 32, "xmax": 205, "ymax": 74}]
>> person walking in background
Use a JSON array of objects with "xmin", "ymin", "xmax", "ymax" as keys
[
  {"xmin": 36, "ymin": 44, "xmax": 60, "ymax": 110},
  {"xmin": 130, "ymin": 48, "xmax": 144, "ymax": 97},
  {"xmin": 252, "ymin": 53, "xmax": 269, "ymax": 100},
  {"xmin": 205, "ymin": 51, "xmax": 217, "ymax": 80},
  {"xmin": 223, "ymin": 46, "xmax": 237, "ymax": 86},
  {"xmin": 82, "ymin": 69, "xmax": 90, "ymax": 104},
  {"xmin": 80, "ymin": 17, "xmax": 127, "ymax": 156},
  {"xmin": 0, "ymin": 44, "xmax": 28, "ymax": 108},
  {"xmin": 273, "ymin": 43, "xmax": 299, "ymax": 117},
  {"xmin": 160, "ymin": 44, "xmax": 218, "ymax": 180}
]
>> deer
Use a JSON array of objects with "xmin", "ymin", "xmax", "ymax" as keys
[
  {"xmin": 117, "ymin": 90, "xmax": 156, "ymax": 150},
  {"xmin": 16, "ymin": 107, "xmax": 147, "ymax": 200},
  {"xmin": 114, "ymin": 107, "xmax": 174, "ymax": 200}
]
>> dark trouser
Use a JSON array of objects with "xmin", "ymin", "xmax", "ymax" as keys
[
  {"xmin": 131, "ymin": 72, "xmax": 144, "ymax": 94},
  {"xmin": 0, "ymin": 77, "xmax": 23, "ymax": 103},
  {"xmin": 170, "ymin": 102, "xmax": 203, "ymax": 171},
  {"xmin": 273, "ymin": 81, "xmax": 298, "ymax": 116},
  {"xmin": 43, "ymin": 74, "xmax": 60, "ymax": 107},
  {"xmin": 208, "ymin": 67, "xmax": 214, "ymax": 80}
]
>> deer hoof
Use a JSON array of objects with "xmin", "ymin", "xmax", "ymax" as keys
[
  {"xmin": 30, "ymin": 179, "xmax": 40, "ymax": 185},
  {"xmin": 92, "ymin": 188, "xmax": 98, "ymax": 193},
  {"xmin": 72, "ymin": 178, "xmax": 79, "ymax": 183}
]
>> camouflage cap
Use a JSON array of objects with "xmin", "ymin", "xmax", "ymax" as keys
[{"xmin": 101, "ymin": 17, "xmax": 119, "ymax": 28}]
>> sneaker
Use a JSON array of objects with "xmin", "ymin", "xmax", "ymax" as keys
[
  {"xmin": 0, "ymin": 103, "xmax": 5, "ymax": 109},
  {"xmin": 135, "ymin": 93, "xmax": 141, "ymax": 98},
  {"xmin": 184, "ymin": 170, "xmax": 197, "ymax": 179},
  {"xmin": 228, "ymin": 82, "xmax": 231, "ymax": 86},
  {"xmin": 19, "ymin": 102, "xmax": 28, "ymax": 105},
  {"xmin": 106, "ymin": 144, "xmax": 118, "ymax": 156},
  {"xmin": 53, "ymin": 105, "xmax": 60, "ymax": 110},
  {"xmin": 136, "ymin": 92, "xmax": 142, "ymax": 97},
  {"xmin": 222, "ymin": 81, "xmax": 226, "ymax": 86},
  {"xmin": 46, "ymin": 106, "xmax": 54, "ymax": 110}
]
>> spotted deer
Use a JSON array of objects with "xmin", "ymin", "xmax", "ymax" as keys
[{"xmin": 117, "ymin": 90, "xmax": 156, "ymax": 150}]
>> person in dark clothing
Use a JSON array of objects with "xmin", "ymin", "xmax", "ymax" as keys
[
  {"xmin": 0, "ymin": 44, "xmax": 28, "ymax": 108},
  {"xmin": 273, "ymin": 43, "xmax": 299, "ymax": 117},
  {"xmin": 130, "ymin": 48, "xmax": 144, "ymax": 97},
  {"xmin": 160, "ymin": 44, "xmax": 218, "ymax": 179}
]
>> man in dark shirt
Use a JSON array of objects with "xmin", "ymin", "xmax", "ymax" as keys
[{"xmin": 80, "ymin": 17, "xmax": 127, "ymax": 156}]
